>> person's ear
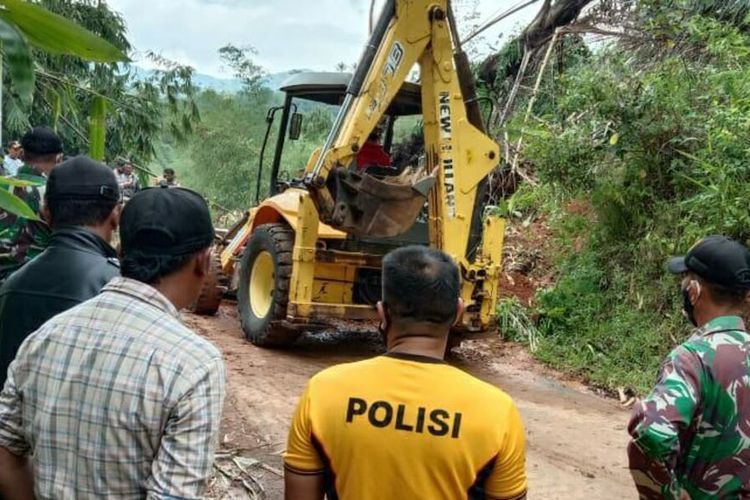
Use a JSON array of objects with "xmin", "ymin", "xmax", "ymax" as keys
[
  {"xmin": 194, "ymin": 248, "xmax": 211, "ymax": 278},
  {"xmin": 376, "ymin": 301, "xmax": 387, "ymax": 326},
  {"xmin": 452, "ymin": 298, "xmax": 465, "ymax": 327},
  {"xmin": 40, "ymin": 204, "xmax": 51, "ymax": 225},
  {"xmin": 109, "ymin": 204, "xmax": 122, "ymax": 230},
  {"xmin": 688, "ymin": 280, "xmax": 702, "ymax": 305}
]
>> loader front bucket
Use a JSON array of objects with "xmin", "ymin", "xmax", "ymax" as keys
[{"xmin": 328, "ymin": 167, "xmax": 435, "ymax": 237}]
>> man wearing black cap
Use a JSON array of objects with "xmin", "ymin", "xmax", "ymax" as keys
[
  {"xmin": 0, "ymin": 126, "xmax": 64, "ymax": 280},
  {"xmin": 0, "ymin": 155, "xmax": 122, "ymax": 387},
  {"xmin": 0, "ymin": 186, "xmax": 225, "ymax": 499},
  {"xmin": 628, "ymin": 235, "xmax": 750, "ymax": 499}
]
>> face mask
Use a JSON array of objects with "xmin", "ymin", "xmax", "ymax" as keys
[{"xmin": 682, "ymin": 281, "xmax": 701, "ymax": 327}]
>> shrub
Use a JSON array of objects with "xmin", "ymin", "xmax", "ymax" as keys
[{"xmin": 505, "ymin": 10, "xmax": 750, "ymax": 392}]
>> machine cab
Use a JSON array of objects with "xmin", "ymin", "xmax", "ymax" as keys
[{"xmin": 259, "ymin": 72, "xmax": 424, "ymax": 201}]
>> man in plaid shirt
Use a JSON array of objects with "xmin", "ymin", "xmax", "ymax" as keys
[{"xmin": 0, "ymin": 186, "xmax": 226, "ymax": 499}]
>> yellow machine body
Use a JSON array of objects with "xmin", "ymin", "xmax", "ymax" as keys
[{"xmin": 221, "ymin": 0, "xmax": 506, "ymax": 338}]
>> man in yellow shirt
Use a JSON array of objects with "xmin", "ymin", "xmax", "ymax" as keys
[{"xmin": 284, "ymin": 246, "xmax": 528, "ymax": 500}]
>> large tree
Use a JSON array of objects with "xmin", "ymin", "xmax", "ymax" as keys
[
  {"xmin": 3, "ymin": 0, "xmax": 199, "ymax": 169},
  {"xmin": 0, "ymin": 0, "xmax": 126, "ymax": 217}
]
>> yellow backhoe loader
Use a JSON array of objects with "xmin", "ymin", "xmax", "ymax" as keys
[{"xmin": 211, "ymin": 0, "xmax": 506, "ymax": 347}]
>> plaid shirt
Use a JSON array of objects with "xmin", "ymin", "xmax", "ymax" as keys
[{"xmin": 0, "ymin": 277, "xmax": 226, "ymax": 499}]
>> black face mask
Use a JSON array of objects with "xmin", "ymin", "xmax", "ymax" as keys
[
  {"xmin": 682, "ymin": 286, "xmax": 698, "ymax": 327},
  {"xmin": 378, "ymin": 303, "xmax": 391, "ymax": 345}
]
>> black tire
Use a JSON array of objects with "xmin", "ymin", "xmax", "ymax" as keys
[
  {"xmin": 191, "ymin": 251, "xmax": 223, "ymax": 316},
  {"xmin": 237, "ymin": 223, "xmax": 300, "ymax": 347}
]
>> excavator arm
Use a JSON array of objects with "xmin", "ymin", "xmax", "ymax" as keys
[
  {"xmin": 217, "ymin": 0, "xmax": 506, "ymax": 340},
  {"xmin": 302, "ymin": 0, "xmax": 505, "ymax": 332},
  {"xmin": 304, "ymin": 0, "xmax": 499, "ymax": 247}
]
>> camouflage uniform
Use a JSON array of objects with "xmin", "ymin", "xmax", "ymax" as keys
[
  {"xmin": 628, "ymin": 315, "xmax": 750, "ymax": 499},
  {"xmin": 0, "ymin": 165, "xmax": 50, "ymax": 280}
]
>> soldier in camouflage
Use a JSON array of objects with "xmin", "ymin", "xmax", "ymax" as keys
[
  {"xmin": 0, "ymin": 127, "xmax": 63, "ymax": 281},
  {"xmin": 628, "ymin": 235, "xmax": 750, "ymax": 499}
]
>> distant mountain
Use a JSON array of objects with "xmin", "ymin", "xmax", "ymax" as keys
[
  {"xmin": 192, "ymin": 73, "xmax": 243, "ymax": 93},
  {"xmin": 130, "ymin": 66, "xmax": 311, "ymax": 93}
]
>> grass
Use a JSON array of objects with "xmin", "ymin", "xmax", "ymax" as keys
[{"xmin": 498, "ymin": 199, "xmax": 693, "ymax": 395}]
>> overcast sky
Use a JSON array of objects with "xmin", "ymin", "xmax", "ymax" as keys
[{"xmin": 106, "ymin": 0, "xmax": 538, "ymax": 77}]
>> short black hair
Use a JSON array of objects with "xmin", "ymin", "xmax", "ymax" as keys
[
  {"xmin": 46, "ymin": 197, "xmax": 118, "ymax": 229},
  {"xmin": 164, "ymin": 168, "xmax": 175, "ymax": 175},
  {"xmin": 382, "ymin": 246, "xmax": 460, "ymax": 324},
  {"xmin": 24, "ymin": 151, "xmax": 58, "ymax": 163},
  {"xmin": 120, "ymin": 249, "xmax": 202, "ymax": 284},
  {"xmin": 21, "ymin": 126, "xmax": 62, "ymax": 160}
]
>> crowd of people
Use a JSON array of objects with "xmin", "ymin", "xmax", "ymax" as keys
[
  {"xmin": 0, "ymin": 126, "xmax": 222, "ymax": 499},
  {"xmin": 0, "ymin": 126, "xmax": 746, "ymax": 499},
  {"xmin": 0, "ymin": 128, "xmax": 183, "ymax": 282}
]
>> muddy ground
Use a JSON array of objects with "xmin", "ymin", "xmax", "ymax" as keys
[{"xmin": 185, "ymin": 304, "xmax": 636, "ymax": 500}]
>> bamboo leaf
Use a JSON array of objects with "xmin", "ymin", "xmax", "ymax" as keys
[
  {"xmin": 0, "ymin": 186, "xmax": 38, "ymax": 219},
  {"xmin": 0, "ymin": 17, "xmax": 32, "ymax": 105},
  {"xmin": 89, "ymin": 96, "xmax": 107, "ymax": 160},
  {"xmin": 52, "ymin": 89, "xmax": 61, "ymax": 127},
  {"xmin": 0, "ymin": 0, "xmax": 127, "ymax": 62},
  {"xmin": 0, "ymin": 175, "xmax": 43, "ymax": 187}
]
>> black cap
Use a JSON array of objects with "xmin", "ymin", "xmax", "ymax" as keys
[
  {"xmin": 46, "ymin": 155, "xmax": 119, "ymax": 202},
  {"xmin": 21, "ymin": 126, "xmax": 63, "ymax": 156},
  {"xmin": 120, "ymin": 186, "xmax": 214, "ymax": 256},
  {"xmin": 668, "ymin": 235, "xmax": 750, "ymax": 290}
]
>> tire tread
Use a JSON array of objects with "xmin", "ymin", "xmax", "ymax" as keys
[{"xmin": 238, "ymin": 223, "xmax": 299, "ymax": 347}]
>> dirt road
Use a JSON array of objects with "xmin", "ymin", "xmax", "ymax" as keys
[{"xmin": 187, "ymin": 305, "xmax": 635, "ymax": 499}]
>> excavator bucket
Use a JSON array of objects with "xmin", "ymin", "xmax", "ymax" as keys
[{"xmin": 328, "ymin": 167, "xmax": 435, "ymax": 237}]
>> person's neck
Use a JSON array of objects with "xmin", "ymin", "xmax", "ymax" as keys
[
  {"xmin": 26, "ymin": 161, "xmax": 52, "ymax": 176},
  {"xmin": 696, "ymin": 307, "xmax": 743, "ymax": 329},
  {"xmin": 152, "ymin": 274, "xmax": 193, "ymax": 311},
  {"xmin": 82, "ymin": 224, "xmax": 113, "ymax": 245},
  {"xmin": 387, "ymin": 329, "xmax": 448, "ymax": 360}
]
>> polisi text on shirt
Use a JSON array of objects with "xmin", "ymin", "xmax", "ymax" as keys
[{"xmin": 346, "ymin": 397, "xmax": 462, "ymax": 438}]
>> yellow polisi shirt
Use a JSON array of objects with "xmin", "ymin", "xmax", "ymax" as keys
[{"xmin": 285, "ymin": 353, "xmax": 527, "ymax": 500}]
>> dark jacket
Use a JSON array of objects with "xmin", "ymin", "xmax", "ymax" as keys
[{"xmin": 0, "ymin": 227, "xmax": 119, "ymax": 386}]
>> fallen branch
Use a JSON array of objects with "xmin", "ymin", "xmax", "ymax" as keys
[
  {"xmin": 497, "ymin": 47, "xmax": 533, "ymax": 128},
  {"xmin": 233, "ymin": 457, "xmax": 266, "ymax": 498},
  {"xmin": 509, "ymin": 29, "xmax": 561, "ymax": 185},
  {"xmin": 257, "ymin": 462, "xmax": 284, "ymax": 478},
  {"xmin": 213, "ymin": 460, "xmax": 263, "ymax": 499}
]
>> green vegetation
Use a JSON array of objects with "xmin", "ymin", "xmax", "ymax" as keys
[
  {"xmin": 152, "ymin": 45, "xmax": 336, "ymax": 217},
  {"xmin": 136, "ymin": 0, "xmax": 750, "ymax": 395},
  {"xmin": 7, "ymin": 0, "xmax": 746, "ymax": 394},
  {"xmin": 497, "ymin": 3, "xmax": 750, "ymax": 393},
  {"xmin": 2, "ymin": 0, "xmax": 199, "ymax": 179},
  {"xmin": 0, "ymin": 0, "xmax": 128, "ymax": 216}
]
